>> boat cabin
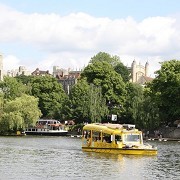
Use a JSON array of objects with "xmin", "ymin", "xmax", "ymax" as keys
[
  {"xmin": 82, "ymin": 123, "xmax": 143, "ymax": 148},
  {"xmin": 82, "ymin": 123, "xmax": 157, "ymax": 155},
  {"xmin": 36, "ymin": 119, "xmax": 62, "ymax": 130},
  {"xmin": 25, "ymin": 119, "xmax": 68, "ymax": 136}
]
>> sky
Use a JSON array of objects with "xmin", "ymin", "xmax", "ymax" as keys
[{"xmin": 0, "ymin": 0, "xmax": 180, "ymax": 77}]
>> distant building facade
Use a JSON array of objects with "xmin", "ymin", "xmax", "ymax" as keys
[
  {"xmin": 7, "ymin": 66, "xmax": 31, "ymax": 77},
  {"xmin": 31, "ymin": 68, "xmax": 51, "ymax": 76},
  {"xmin": 53, "ymin": 66, "xmax": 69, "ymax": 78},
  {"xmin": 19, "ymin": 66, "xmax": 29, "ymax": 75},
  {"xmin": 57, "ymin": 70, "xmax": 81, "ymax": 94},
  {"xmin": 58, "ymin": 76, "xmax": 77, "ymax": 94},
  {"xmin": 31, "ymin": 67, "xmax": 80, "ymax": 94},
  {"xmin": 0, "ymin": 54, "xmax": 3, "ymax": 81},
  {"xmin": 130, "ymin": 60, "xmax": 153, "ymax": 85}
]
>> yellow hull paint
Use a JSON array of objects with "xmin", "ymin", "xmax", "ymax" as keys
[{"xmin": 82, "ymin": 147, "xmax": 157, "ymax": 155}]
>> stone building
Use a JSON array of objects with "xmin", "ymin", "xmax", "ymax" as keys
[
  {"xmin": 130, "ymin": 60, "xmax": 153, "ymax": 85},
  {"xmin": 7, "ymin": 66, "xmax": 31, "ymax": 77},
  {"xmin": 58, "ymin": 76, "xmax": 77, "ymax": 94},
  {"xmin": 31, "ymin": 68, "xmax": 51, "ymax": 76},
  {"xmin": 57, "ymin": 70, "xmax": 81, "ymax": 94},
  {"xmin": 0, "ymin": 54, "xmax": 3, "ymax": 81},
  {"xmin": 18, "ymin": 66, "xmax": 31, "ymax": 76},
  {"xmin": 52, "ymin": 66, "xmax": 69, "ymax": 78}
]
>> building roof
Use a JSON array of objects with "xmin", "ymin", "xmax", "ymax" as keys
[
  {"xmin": 137, "ymin": 75, "xmax": 154, "ymax": 85},
  {"xmin": 31, "ymin": 68, "xmax": 51, "ymax": 76}
]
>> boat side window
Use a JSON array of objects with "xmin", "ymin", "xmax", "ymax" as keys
[
  {"xmin": 103, "ymin": 133, "xmax": 111, "ymax": 143},
  {"xmin": 92, "ymin": 131, "xmax": 101, "ymax": 142},
  {"xmin": 115, "ymin": 135, "xmax": 122, "ymax": 143},
  {"xmin": 124, "ymin": 134, "xmax": 140, "ymax": 142},
  {"xmin": 39, "ymin": 121, "xmax": 46, "ymax": 125},
  {"xmin": 83, "ymin": 130, "xmax": 91, "ymax": 139}
]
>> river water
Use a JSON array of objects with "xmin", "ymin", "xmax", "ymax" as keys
[{"xmin": 0, "ymin": 136, "xmax": 179, "ymax": 180}]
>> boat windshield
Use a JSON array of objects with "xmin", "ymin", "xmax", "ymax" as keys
[{"xmin": 124, "ymin": 134, "xmax": 141, "ymax": 142}]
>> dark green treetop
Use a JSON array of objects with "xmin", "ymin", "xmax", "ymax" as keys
[
  {"xmin": 30, "ymin": 75, "xmax": 67, "ymax": 119},
  {"xmin": 150, "ymin": 60, "xmax": 180, "ymax": 124}
]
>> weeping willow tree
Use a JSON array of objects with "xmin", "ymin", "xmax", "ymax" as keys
[
  {"xmin": 0, "ymin": 94, "xmax": 42, "ymax": 134},
  {"xmin": 70, "ymin": 80, "xmax": 108, "ymax": 123},
  {"xmin": 0, "ymin": 94, "xmax": 4, "ymax": 120},
  {"xmin": 123, "ymin": 83, "xmax": 160, "ymax": 130},
  {"xmin": 88, "ymin": 84, "xmax": 108, "ymax": 123},
  {"xmin": 141, "ymin": 96, "xmax": 160, "ymax": 130}
]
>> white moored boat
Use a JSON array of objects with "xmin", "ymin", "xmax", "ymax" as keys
[{"xmin": 25, "ymin": 119, "xmax": 68, "ymax": 136}]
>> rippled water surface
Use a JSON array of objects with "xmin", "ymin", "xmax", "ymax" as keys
[{"xmin": 0, "ymin": 136, "xmax": 179, "ymax": 180}]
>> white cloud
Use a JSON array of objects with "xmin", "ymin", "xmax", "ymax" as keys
[
  {"xmin": 3, "ymin": 55, "xmax": 21, "ymax": 71},
  {"xmin": 0, "ymin": 4, "xmax": 180, "ymax": 75}
]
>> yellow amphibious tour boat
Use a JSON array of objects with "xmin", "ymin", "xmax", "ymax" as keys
[{"xmin": 82, "ymin": 123, "xmax": 157, "ymax": 155}]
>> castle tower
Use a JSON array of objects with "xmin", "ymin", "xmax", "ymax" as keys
[
  {"xmin": 0, "ymin": 54, "xmax": 3, "ymax": 81},
  {"xmin": 131, "ymin": 59, "xmax": 136, "ymax": 83},
  {"xmin": 130, "ymin": 59, "xmax": 150, "ymax": 84},
  {"xmin": 145, "ymin": 61, "xmax": 149, "ymax": 77}
]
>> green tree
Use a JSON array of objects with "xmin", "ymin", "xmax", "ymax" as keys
[
  {"xmin": 69, "ymin": 79, "xmax": 90, "ymax": 122},
  {"xmin": 90, "ymin": 52, "xmax": 120, "ymax": 67},
  {"xmin": 87, "ymin": 84, "xmax": 108, "ymax": 123},
  {"xmin": 0, "ymin": 76, "xmax": 28, "ymax": 100},
  {"xmin": 150, "ymin": 60, "xmax": 180, "ymax": 125},
  {"xmin": 15, "ymin": 74, "xmax": 33, "ymax": 85},
  {"xmin": 15, "ymin": 75, "xmax": 33, "ymax": 95},
  {"xmin": 0, "ymin": 112, "xmax": 24, "ymax": 134},
  {"xmin": 123, "ymin": 83, "xmax": 144, "ymax": 124},
  {"xmin": 0, "ymin": 94, "xmax": 41, "ymax": 134},
  {"xmin": 81, "ymin": 60, "xmax": 126, "ymax": 106},
  {"xmin": 114, "ymin": 62, "xmax": 130, "ymax": 82},
  {"xmin": 141, "ymin": 93, "xmax": 160, "ymax": 130},
  {"xmin": 90, "ymin": 52, "xmax": 130, "ymax": 82},
  {"xmin": 123, "ymin": 83, "xmax": 160, "ymax": 130},
  {"xmin": 30, "ymin": 75, "xmax": 67, "ymax": 119},
  {"xmin": 69, "ymin": 79, "xmax": 108, "ymax": 123},
  {"xmin": 0, "ymin": 94, "xmax": 4, "ymax": 120}
]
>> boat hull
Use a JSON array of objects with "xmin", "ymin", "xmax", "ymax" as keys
[
  {"xmin": 25, "ymin": 131, "xmax": 68, "ymax": 136},
  {"xmin": 82, "ymin": 147, "xmax": 157, "ymax": 155}
]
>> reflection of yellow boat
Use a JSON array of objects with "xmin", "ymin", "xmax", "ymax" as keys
[{"xmin": 82, "ymin": 123, "xmax": 157, "ymax": 155}]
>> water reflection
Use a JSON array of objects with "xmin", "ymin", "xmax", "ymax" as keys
[
  {"xmin": 83, "ymin": 151, "xmax": 159, "ymax": 180},
  {"xmin": 85, "ymin": 150, "xmax": 158, "ymax": 161},
  {"xmin": 85, "ymin": 151, "xmax": 124, "ymax": 161}
]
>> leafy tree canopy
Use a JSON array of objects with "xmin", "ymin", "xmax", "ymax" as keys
[
  {"xmin": 150, "ymin": 60, "xmax": 180, "ymax": 124},
  {"xmin": 123, "ymin": 83, "xmax": 160, "ymax": 130},
  {"xmin": 0, "ymin": 94, "xmax": 41, "ymax": 134},
  {"xmin": 81, "ymin": 60, "xmax": 126, "ymax": 106},
  {"xmin": 0, "ymin": 76, "xmax": 28, "ymax": 100},
  {"xmin": 69, "ymin": 78, "xmax": 108, "ymax": 123},
  {"xmin": 90, "ymin": 52, "xmax": 130, "ymax": 82},
  {"xmin": 123, "ymin": 83, "xmax": 144, "ymax": 124},
  {"xmin": 30, "ymin": 75, "xmax": 67, "ymax": 119},
  {"xmin": 90, "ymin": 52, "xmax": 120, "ymax": 67},
  {"xmin": 114, "ymin": 62, "xmax": 130, "ymax": 82},
  {"xmin": 15, "ymin": 74, "xmax": 33, "ymax": 85}
]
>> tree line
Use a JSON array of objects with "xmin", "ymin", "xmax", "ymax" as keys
[{"xmin": 0, "ymin": 52, "xmax": 179, "ymax": 134}]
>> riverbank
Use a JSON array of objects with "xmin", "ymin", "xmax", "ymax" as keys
[{"xmin": 145, "ymin": 137, "xmax": 180, "ymax": 142}]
